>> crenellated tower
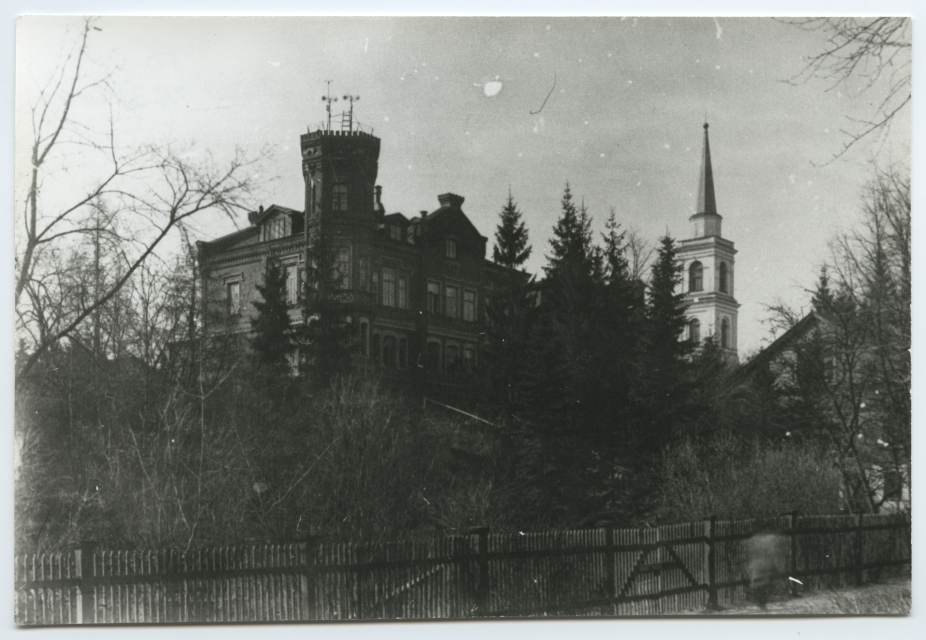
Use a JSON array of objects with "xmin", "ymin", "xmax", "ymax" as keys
[
  {"xmin": 677, "ymin": 123, "xmax": 740, "ymax": 361},
  {"xmin": 300, "ymin": 122, "xmax": 382, "ymax": 294}
]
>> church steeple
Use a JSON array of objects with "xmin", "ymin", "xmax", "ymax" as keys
[
  {"xmin": 696, "ymin": 123, "xmax": 717, "ymax": 215},
  {"xmin": 689, "ymin": 122, "xmax": 723, "ymax": 239},
  {"xmin": 678, "ymin": 122, "xmax": 739, "ymax": 363}
]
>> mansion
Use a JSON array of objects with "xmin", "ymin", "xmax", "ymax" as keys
[{"xmin": 197, "ymin": 114, "xmax": 740, "ymax": 376}]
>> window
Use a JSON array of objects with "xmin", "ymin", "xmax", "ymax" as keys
[
  {"xmin": 383, "ymin": 336, "xmax": 397, "ymax": 368},
  {"xmin": 398, "ymin": 337, "xmax": 408, "ymax": 369},
  {"xmin": 463, "ymin": 289, "xmax": 476, "ymax": 322},
  {"xmin": 263, "ymin": 216, "xmax": 287, "ymax": 241},
  {"xmin": 398, "ymin": 276, "xmax": 408, "ymax": 309},
  {"xmin": 285, "ymin": 265, "xmax": 298, "ymax": 305},
  {"xmin": 335, "ymin": 248, "xmax": 351, "ymax": 289},
  {"xmin": 689, "ymin": 318, "xmax": 701, "ymax": 344},
  {"xmin": 427, "ymin": 281, "xmax": 441, "ymax": 314},
  {"xmin": 332, "ymin": 182, "xmax": 348, "ymax": 211},
  {"xmin": 719, "ymin": 262, "xmax": 728, "ymax": 293},
  {"xmin": 382, "ymin": 267, "xmax": 397, "ymax": 307},
  {"xmin": 358, "ymin": 256, "xmax": 369, "ymax": 292},
  {"xmin": 689, "ymin": 261, "xmax": 703, "ymax": 292},
  {"xmin": 721, "ymin": 318, "xmax": 730, "ymax": 349},
  {"xmin": 372, "ymin": 333, "xmax": 381, "ymax": 365},
  {"xmin": 298, "ymin": 268, "xmax": 306, "ymax": 302},
  {"xmin": 227, "ymin": 281, "xmax": 241, "ymax": 315},
  {"xmin": 389, "ymin": 225, "xmax": 403, "ymax": 241},
  {"xmin": 359, "ymin": 322, "xmax": 369, "ymax": 357},
  {"xmin": 463, "ymin": 345, "xmax": 476, "ymax": 372},
  {"xmin": 445, "ymin": 285, "xmax": 459, "ymax": 318},
  {"xmin": 426, "ymin": 341, "xmax": 441, "ymax": 372},
  {"xmin": 446, "ymin": 239, "xmax": 458, "ymax": 259},
  {"xmin": 445, "ymin": 344, "xmax": 459, "ymax": 374}
]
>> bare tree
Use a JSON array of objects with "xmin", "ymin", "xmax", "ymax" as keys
[
  {"xmin": 15, "ymin": 19, "xmax": 268, "ymax": 383},
  {"xmin": 767, "ymin": 167, "xmax": 910, "ymax": 514},
  {"xmin": 783, "ymin": 17, "xmax": 911, "ymax": 160}
]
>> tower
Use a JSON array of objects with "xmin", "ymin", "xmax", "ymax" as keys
[
  {"xmin": 300, "ymin": 120, "xmax": 382, "ymax": 295},
  {"xmin": 677, "ymin": 123, "xmax": 739, "ymax": 361}
]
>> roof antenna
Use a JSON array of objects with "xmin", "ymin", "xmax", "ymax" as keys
[{"xmin": 321, "ymin": 80, "xmax": 338, "ymax": 131}]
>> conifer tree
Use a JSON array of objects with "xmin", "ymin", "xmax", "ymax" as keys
[
  {"xmin": 637, "ymin": 235, "xmax": 691, "ymax": 452},
  {"xmin": 251, "ymin": 262, "xmax": 293, "ymax": 379},
  {"xmin": 493, "ymin": 190, "xmax": 532, "ymax": 269},
  {"xmin": 486, "ymin": 191, "xmax": 534, "ymax": 410}
]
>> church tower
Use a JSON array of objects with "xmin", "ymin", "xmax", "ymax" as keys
[{"xmin": 677, "ymin": 123, "xmax": 739, "ymax": 361}]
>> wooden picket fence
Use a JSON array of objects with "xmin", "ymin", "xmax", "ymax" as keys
[{"xmin": 15, "ymin": 512, "xmax": 910, "ymax": 624}]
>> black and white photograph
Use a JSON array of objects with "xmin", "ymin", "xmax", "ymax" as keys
[{"xmin": 11, "ymin": 8, "xmax": 914, "ymax": 630}]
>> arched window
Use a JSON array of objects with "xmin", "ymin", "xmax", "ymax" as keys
[
  {"xmin": 426, "ymin": 341, "xmax": 441, "ymax": 372},
  {"xmin": 398, "ymin": 337, "xmax": 408, "ymax": 369},
  {"xmin": 383, "ymin": 336, "xmax": 397, "ymax": 368},
  {"xmin": 332, "ymin": 182, "xmax": 348, "ymax": 211},
  {"xmin": 719, "ymin": 262, "xmax": 728, "ymax": 293},
  {"xmin": 372, "ymin": 333, "xmax": 381, "ymax": 365},
  {"xmin": 689, "ymin": 318, "xmax": 701, "ymax": 344},
  {"xmin": 689, "ymin": 261, "xmax": 703, "ymax": 292},
  {"xmin": 721, "ymin": 318, "xmax": 730, "ymax": 349},
  {"xmin": 359, "ymin": 322, "xmax": 369, "ymax": 357}
]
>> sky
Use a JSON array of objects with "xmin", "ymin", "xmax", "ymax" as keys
[{"xmin": 13, "ymin": 15, "xmax": 912, "ymax": 356}]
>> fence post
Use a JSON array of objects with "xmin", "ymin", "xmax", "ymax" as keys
[
  {"xmin": 787, "ymin": 511, "xmax": 799, "ymax": 595},
  {"xmin": 77, "ymin": 541, "xmax": 97, "ymax": 625},
  {"xmin": 302, "ymin": 537, "xmax": 319, "ymax": 621},
  {"xmin": 472, "ymin": 527, "xmax": 490, "ymax": 617},
  {"xmin": 855, "ymin": 513, "xmax": 865, "ymax": 586},
  {"xmin": 704, "ymin": 516, "xmax": 717, "ymax": 610},
  {"xmin": 605, "ymin": 527, "xmax": 616, "ymax": 611}
]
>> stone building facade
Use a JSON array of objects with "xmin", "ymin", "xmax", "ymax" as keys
[{"xmin": 196, "ymin": 119, "xmax": 509, "ymax": 379}]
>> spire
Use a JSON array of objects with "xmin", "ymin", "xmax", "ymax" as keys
[{"xmin": 696, "ymin": 123, "xmax": 717, "ymax": 215}]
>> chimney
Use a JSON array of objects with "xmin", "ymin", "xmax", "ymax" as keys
[
  {"xmin": 437, "ymin": 193, "xmax": 465, "ymax": 208},
  {"xmin": 374, "ymin": 185, "xmax": 385, "ymax": 215}
]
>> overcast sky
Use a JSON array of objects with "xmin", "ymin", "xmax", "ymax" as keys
[{"xmin": 14, "ymin": 14, "xmax": 911, "ymax": 355}]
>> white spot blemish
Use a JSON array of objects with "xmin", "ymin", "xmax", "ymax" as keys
[
  {"xmin": 608, "ymin": 53, "xmax": 612, "ymax": 57},
  {"xmin": 636, "ymin": 181, "xmax": 641, "ymax": 186},
  {"xmin": 789, "ymin": 174, "xmax": 796, "ymax": 184},
  {"xmin": 627, "ymin": 80, "xmax": 633, "ymax": 84},
  {"xmin": 518, "ymin": 152, "xmax": 523, "ymax": 157},
  {"xmin": 268, "ymin": 61, "xmax": 280, "ymax": 67},
  {"xmin": 600, "ymin": 153, "xmax": 605, "ymax": 157},
  {"xmin": 364, "ymin": 38, "xmax": 368, "ymax": 53},
  {"xmin": 663, "ymin": 143, "xmax": 671, "ymax": 150},
  {"xmin": 713, "ymin": 17, "xmax": 723, "ymax": 39},
  {"xmin": 584, "ymin": 121, "xmax": 589, "ymax": 125},
  {"xmin": 384, "ymin": 116, "xmax": 389, "ymax": 122},
  {"xmin": 546, "ymin": 25, "xmax": 551, "ymax": 30},
  {"xmin": 407, "ymin": 164, "xmax": 412, "ymax": 170},
  {"xmin": 483, "ymin": 80, "xmax": 503, "ymax": 97},
  {"xmin": 465, "ymin": 131, "xmax": 470, "ymax": 136},
  {"xmin": 715, "ymin": 65, "xmax": 721, "ymax": 70},
  {"xmin": 534, "ymin": 52, "xmax": 540, "ymax": 58}
]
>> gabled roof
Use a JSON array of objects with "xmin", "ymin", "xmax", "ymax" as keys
[{"xmin": 733, "ymin": 311, "xmax": 820, "ymax": 382}]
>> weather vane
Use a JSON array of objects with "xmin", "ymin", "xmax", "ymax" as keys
[
  {"xmin": 321, "ymin": 80, "xmax": 338, "ymax": 131},
  {"xmin": 343, "ymin": 94, "xmax": 360, "ymax": 132}
]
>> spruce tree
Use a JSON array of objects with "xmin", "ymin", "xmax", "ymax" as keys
[
  {"xmin": 637, "ymin": 235, "xmax": 691, "ymax": 452},
  {"xmin": 251, "ymin": 262, "xmax": 293, "ymax": 379},
  {"xmin": 486, "ymin": 191, "xmax": 535, "ymax": 410},
  {"xmin": 493, "ymin": 190, "xmax": 532, "ymax": 269}
]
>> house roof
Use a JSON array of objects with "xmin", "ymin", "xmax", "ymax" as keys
[{"xmin": 733, "ymin": 311, "xmax": 820, "ymax": 382}]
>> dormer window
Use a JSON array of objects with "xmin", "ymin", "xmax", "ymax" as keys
[
  {"xmin": 332, "ymin": 182, "xmax": 348, "ymax": 212},
  {"xmin": 446, "ymin": 239, "xmax": 458, "ymax": 259},
  {"xmin": 389, "ymin": 225, "xmax": 403, "ymax": 241},
  {"xmin": 263, "ymin": 216, "xmax": 288, "ymax": 241}
]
